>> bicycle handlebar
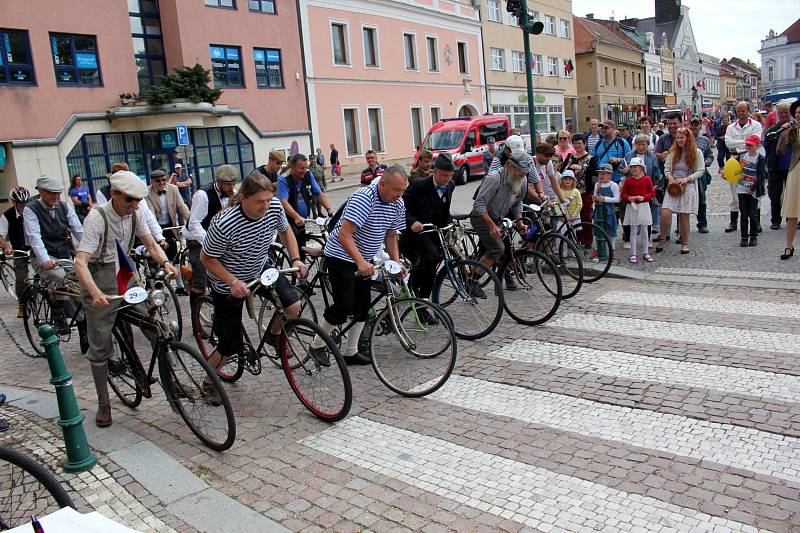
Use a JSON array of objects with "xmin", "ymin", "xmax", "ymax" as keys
[
  {"xmin": 245, "ymin": 267, "xmax": 300, "ymax": 290},
  {"xmin": 2, "ymin": 249, "xmax": 30, "ymax": 258}
]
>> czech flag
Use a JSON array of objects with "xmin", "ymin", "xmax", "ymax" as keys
[{"xmin": 116, "ymin": 239, "xmax": 135, "ymax": 295}]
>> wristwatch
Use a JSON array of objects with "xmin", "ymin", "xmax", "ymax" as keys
[{"xmin": 290, "ymin": 257, "xmax": 302, "ymax": 263}]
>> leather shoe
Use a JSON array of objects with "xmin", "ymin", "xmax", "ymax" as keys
[
  {"xmin": 697, "ymin": 226, "xmax": 709, "ymax": 234},
  {"xmin": 0, "ymin": 393, "xmax": 6, "ymax": 406},
  {"xmin": 343, "ymin": 350, "xmax": 371, "ymax": 365},
  {"xmin": 770, "ymin": 224, "xmax": 781, "ymax": 230}
]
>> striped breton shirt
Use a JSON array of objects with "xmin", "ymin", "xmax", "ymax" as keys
[
  {"xmin": 202, "ymin": 198, "xmax": 288, "ymax": 294},
  {"xmin": 324, "ymin": 184, "xmax": 405, "ymax": 263}
]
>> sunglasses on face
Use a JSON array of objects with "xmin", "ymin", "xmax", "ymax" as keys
[
  {"xmin": 558, "ymin": 137, "xmax": 568, "ymax": 140},
  {"xmin": 152, "ymin": 178, "xmax": 167, "ymax": 183}
]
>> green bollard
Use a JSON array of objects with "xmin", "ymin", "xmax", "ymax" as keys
[{"xmin": 39, "ymin": 324, "xmax": 98, "ymax": 473}]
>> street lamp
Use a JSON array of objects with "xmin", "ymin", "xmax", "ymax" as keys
[{"xmin": 506, "ymin": 0, "xmax": 543, "ymax": 145}]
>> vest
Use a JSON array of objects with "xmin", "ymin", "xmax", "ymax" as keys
[
  {"xmin": 27, "ymin": 200, "xmax": 72, "ymax": 260},
  {"xmin": 200, "ymin": 183, "xmax": 223, "ymax": 230},
  {"xmin": 3, "ymin": 206, "xmax": 27, "ymax": 250},
  {"xmin": 285, "ymin": 173, "xmax": 314, "ymax": 214},
  {"xmin": 100, "ymin": 184, "xmax": 112, "ymax": 202}
]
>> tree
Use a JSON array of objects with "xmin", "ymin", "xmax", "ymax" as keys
[{"xmin": 145, "ymin": 63, "xmax": 222, "ymax": 106}]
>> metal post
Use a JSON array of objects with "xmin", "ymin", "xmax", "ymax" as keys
[
  {"xmin": 39, "ymin": 324, "xmax": 97, "ymax": 473},
  {"xmin": 523, "ymin": 27, "xmax": 536, "ymax": 147}
]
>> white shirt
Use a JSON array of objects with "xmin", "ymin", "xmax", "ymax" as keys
[
  {"xmin": 725, "ymin": 119, "xmax": 765, "ymax": 156},
  {"xmin": 96, "ymin": 189, "xmax": 165, "ymax": 242},
  {"xmin": 184, "ymin": 185, "xmax": 230, "ymax": 244},
  {"xmin": 22, "ymin": 199, "xmax": 84, "ymax": 262},
  {"xmin": 158, "ymin": 192, "xmax": 169, "ymax": 225},
  {"xmin": 77, "ymin": 203, "xmax": 150, "ymax": 264}
]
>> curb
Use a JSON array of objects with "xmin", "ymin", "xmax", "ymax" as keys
[{"xmin": 605, "ymin": 265, "xmax": 800, "ymax": 291}]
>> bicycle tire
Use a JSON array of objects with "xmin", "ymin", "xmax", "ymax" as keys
[
  {"xmin": 569, "ymin": 222, "xmax": 613, "ymax": 283},
  {"xmin": 431, "ymin": 258, "xmax": 503, "ymax": 340},
  {"xmin": 256, "ymin": 292, "xmax": 317, "ymax": 368},
  {"xmin": 499, "ymin": 249, "xmax": 562, "ymax": 326},
  {"xmin": 159, "ymin": 342, "xmax": 237, "ymax": 451},
  {"xmin": 0, "ymin": 261, "xmax": 17, "ymax": 300},
  {"xmin": 280, "ymin": 317, "xmax": 351, "ymax": 422},
  {"xmin": 0, "ymin": 447, "xmax": 74, "ymax": 529},
  {"xmin": 531, "ymin": 231, "xmax": 584, "ymax": 300},
  {"xmin": 370, "ymin": 298, "xmax": 457, "ymax": 397},
  {"xmin": 108, "ymin": 326, "xmax": 144, "ymax": 408},
  {"xmin": 191, "ymin": 294, "xmax": 244, "ymax": 383},
  {"xmin": 21, "ymin": 286, "xmax": 49, "ymax": 357}
]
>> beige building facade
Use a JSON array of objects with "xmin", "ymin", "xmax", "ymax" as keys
[
  {"xmin": 480, "ymin": 0, "xmax": 578, "ymax": 137},
  {"xmin": 574, "ymin": 16, "xmax": 646, "ymax": 127},
  {"xmin": 660, "ymin": 37, "xmax": 677, "ymax": 108}
]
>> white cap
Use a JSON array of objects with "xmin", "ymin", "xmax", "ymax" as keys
[
  {"xmin": 629, "ymin": 157, "xmax": 646, "ymax": 168},
  {"xmin": 110, "ymin": 171, "xmax": 148, "ymax": 199},
  {"xmin": 505, "ymin": 135, "xmax": 525, "ymax": 152},
  {"xmin": 174, "ymin": 163, "xmax": 183, "ymax": 169},
  {"xmin": 560, "ymin": 169, "xmax": 575, "ymax": 179}
]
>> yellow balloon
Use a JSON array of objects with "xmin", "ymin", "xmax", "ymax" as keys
[{"xmin": 722, "ymin": 158, "xmax": 742, "ymax": 184}]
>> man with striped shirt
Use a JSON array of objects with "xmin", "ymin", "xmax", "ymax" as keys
[
  {"xmin": 314, "ymin": 166, "xmax": 408, "ymax": 365},
  {"xmin": 200, "ymin": 173, "xmax": 309, "ymax": 391}
]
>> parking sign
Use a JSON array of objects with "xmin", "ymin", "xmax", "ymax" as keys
[{"xmin": 176, "ymin": 124, "xmax": 190, "ymax": 146}]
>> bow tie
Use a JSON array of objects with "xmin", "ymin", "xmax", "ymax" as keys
[
  {"xmin": 158, "ymin": 190, "xmax": 167, "ymax": 196},
  {"xmin": 436, "ymin": 185, "xmax": 449, "ymax": 194}
]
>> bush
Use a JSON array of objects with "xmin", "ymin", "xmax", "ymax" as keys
[{"xmin": 144, "ymin": 64, "xmax": 222, "ymax": 106}]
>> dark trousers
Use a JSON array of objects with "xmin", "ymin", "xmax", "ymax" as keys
[
  {"xmin": 579, "ymin": 191, "xmax": 594, "ymax": 246},
  {"xmin": 400, "ymin": 233, "xmax": 442, "ymax": 299},
  {"xmin": 768, "ymin": 170, "xmax": 788, "ymax": 225},
  {"xmin": 716, "ymin": 141, "xmax": 730, "ymax": 169},
  {"xmin": 160, "ymin": 224, "xmax": 179, "ymax": 263},
  {"xmin": 738, "ymin": 193, "xmax": 758, "ymax": 238},
  {"xmin": 323, "ymin": 256, "xmax": 373, "ymax": 325},
  {"xmin": 696, "ymin": 178, "xmax": 708, "ymax": 228}
]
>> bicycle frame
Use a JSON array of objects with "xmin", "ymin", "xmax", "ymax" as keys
[{"xmin": 417, "ymin": 222, "xmax": 475, "ymax": 303}]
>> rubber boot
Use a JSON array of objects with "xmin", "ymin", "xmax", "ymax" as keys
[
  {"xmin": 91, "ymin": 362, "xmax": 112, "ymax": 428},
  {"xmin": 756, "ymin": 209, "xmax": 762, "ymax": 233},
  {"xmin": 724, "ymin": 211, "xmax": 738, "ymax": 233}
]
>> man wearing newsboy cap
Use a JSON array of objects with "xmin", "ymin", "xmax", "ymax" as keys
[{"xmin": 74, "ymin": 170, "xmax": 178, "ymax": 429}]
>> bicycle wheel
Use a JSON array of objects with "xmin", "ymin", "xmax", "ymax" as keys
[
  {"xmin": 21, "ymin": 286, "xmax": 50, "ymax": 357},
  {"xmin": 499, "ymin": 249, "xmax": 562, "ymax": 325},
  {"xmin": 257, "ymin": 292, "xmax": 318, "ymax": 368},
  {"xmin": 280, "ymin": 317, "xmax": 351, "ymax": 422},
  {"xmin": 0, "ymin": 447, "xmax": 74, "ymax": 530},
  {"xmin": 153, "ymin": 282, "xmax": 183, "ymax": 340},
  {"xmin": 532, "ymin": 232, "xmax": 584, "ymax": 300},
  {"xmin": 159, "ymin": 342, "xmax": 236, "ymax": 451},
  {"xmin": 108, "ymin": 326, "xmax": 144, "ymax": 408},
  {"xmin": 191, "ymin": 295, "xmax": 244, "ymax": 383},
  {"xmin": 0, "ymin": 262, "xmax": 17, "ymax": 300},
  {"xmin": 571, "ymin": 222, "xmax": 613, "ymax": 283},
  {"xmin": 370, "ymin": 298, "xmax": 457, "ymax": 397},
  {"xmin": 431, "ymin": 259, "xmax": 503, "ymax": 340}
]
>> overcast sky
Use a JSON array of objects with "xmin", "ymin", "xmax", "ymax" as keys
[{"xmin": 570, "ymin": 0, "xmax": 800, "ymax": 66}]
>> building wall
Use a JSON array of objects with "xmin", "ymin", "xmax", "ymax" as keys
[
  {"xmin": 576, "ymin": 43, "xmax": 646, "ymax": 124},
  {"xmin": 759, "ymin": 36, "xmax": 800, "ymax": 94},
  {"xmin": 301, "ymin": 0, "xmax": 485, "ymax": 166}
]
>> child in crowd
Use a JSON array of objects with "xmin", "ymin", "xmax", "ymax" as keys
[
  {"xmin": 592, "ymin": 163, "xmax": 620, "ymax": 261},
  {"xmin": 619, "ymin": 157, "xmax": 656, "ymax": 263},
  {"xmin": 556, "ymin": 170, "xmax": 582, "ymax": 234},
  {"xmin": 737, "ymin": 134, "xmax": 767, "ymax": 247}
]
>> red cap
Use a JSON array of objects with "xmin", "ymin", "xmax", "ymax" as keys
[{"xmin": 745, "ymin": 134, "xmax": 761, "ymax": 146}]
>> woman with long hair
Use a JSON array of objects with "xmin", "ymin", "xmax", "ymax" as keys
[
  {"xmin": 655, "ymin": 127, "xmax": 704, "ymax": 254},
  {"xmin": 776, "ymin": 101, "xmax": 800, "ymax": 260}
]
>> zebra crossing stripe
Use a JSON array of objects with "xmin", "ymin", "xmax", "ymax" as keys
[
  {"xmin": 654, "ymin": 267, "xmax": 800, "ymax": 282},
  {"xmin": 550, "ymin": 313, "xmax": 800, "ymax": 355},
  {"xmin": 597, "ymin": 290, "xmax": 800, "ymax": 320},
  {"xmin": 487, "ymin": 339, "xmax": 800, "ymax": 403},
  {"xmin": 301, "ymin": 417, "xmax": 758, "ymax": 532},
  {"xmin": 429, "ymin": 375, "xmax": 800, "ymax": 484}
]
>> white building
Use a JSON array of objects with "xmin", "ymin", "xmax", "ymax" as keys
[
  {"xmin": 698, "ymin": 52, "xmax": 720, "ymax": 113},
  {"xmin": 758, "ymin": 18, "xmax": 800, "ymax": 102},
  {"xmin": 644, "ymin": 32, "xmax": 665, "ymax": 117}
]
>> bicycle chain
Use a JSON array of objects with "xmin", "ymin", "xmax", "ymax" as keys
[{"xmin": 0, "ymin": 314, "xmax": 41, "ymax": 359}]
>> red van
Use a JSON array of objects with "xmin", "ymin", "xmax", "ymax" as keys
[{"xmin": 416, "ymin": 115, "xmax": 510, "ymax": 185}]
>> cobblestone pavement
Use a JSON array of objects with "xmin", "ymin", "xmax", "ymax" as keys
[{"xmin": 2, "ymin": 269, "xmax": 800, "ymax": 531}]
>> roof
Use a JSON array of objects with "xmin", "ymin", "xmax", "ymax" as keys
[
  {"xmin": 573, "ymin": 16, "xmax": 641, "ymax": 54},
  {"xmin": 780, "ymin": 17, "xmax": 800, "ymax": 43},
  {"xmin": 622, "ymin": 16, "xmax": 680, "ymax": 49},
  {"xmin": 723, "ymin": 57, "xmax": 760, "ymax": 76}
]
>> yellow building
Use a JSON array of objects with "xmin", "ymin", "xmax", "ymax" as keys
[
  {"xmin": 574, "ymin": 16, "xmax": 646, "ymax": 127},
  {"xmin": 660, "ymin": 36, "xmax": 677, "ymax": 108}
]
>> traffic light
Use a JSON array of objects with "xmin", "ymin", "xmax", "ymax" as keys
[
  {"xmin": 505, "ymin": 0, "xmax": 525, "ymax": 20},
  {"xmin": 522, "ymin": 19, "xmax": 544, "ymax": 35}
]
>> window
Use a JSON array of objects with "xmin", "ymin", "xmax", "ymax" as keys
[
  {"xmin": 367, "ymin": 107, "xmax": 384, "ymax": 152},
  {"xmin": 411, "ymin": 107, "xmax": 424, "ymax": 149},
  {"xmin": 512, "ymin": 51, "xmax": 524, "ymax": 73},
  {"xmin": 0, "ymin": 28, "xmax": 35, "ymax": 85},
  {"xmin": 50, "ymin": 33, "xmax": 101, "ymax": 86},
  {"xmin": 128, "ymin": 0, "xmax": 165, "ymax": 91},
  {"xmin": 529, "ymin": 11, "xmax": 540, "ymax": 21},
  {"xmin": 613, "ymin": 68, "xmax": 617, "ymax": 86},
  {"xmin": 205, "ymin": 0, "xmax": 234, "ymax": 7},
  {"xmin": 547, "ymin": 56, "xmax": 557, "ymax": 77},
  {"xmin": 794, "ymin": 60, "xmax": 800, "ymax": 79},
  {"xmin": 248, "ymin": 0, "xmax": 275, "ymax": 13},
  {"xmin": 331, "ymin": 23, "xmax": 349, "ymax": 65},
  {"xmin": 479, "ymin": 122, "xmax": 508, "ymax": 144},
  {"xmin": 663, "ymin": 80, "xmax": 673, "ymax": 93},
  {"xmin": 767, "ymin": 64, "xmax": 774, "ymax": 82},
  {"xmin": 560, "ymin": 19, "xmax": 571, "ymax": 39},
  {"xmin": 363, "ymin": 27, "xmax": 378, "ymax": 67},
  {"xmin": 210, "ymin": 45, "xmax": 243, "ymax": 87},
  {"xmin": 343, "ymin": 107, "xmax": 361, "ymax": 156},
  {"xmin": 426, "ymin": 37, "xmax": 439, "ymax": 72},
  {"xmin": 604, "ymin": 66, "xmax": 609, "ymax": 85},
  {"xmin": 561, "ymin": 59, "xmax": 573, "ymax": 78},
  {"xmin": 403, "ymin": 33, "xmax": 417, "ymax": 70},
  {"xmin": 457, "ymin": 42, "xmax": 468, "ymax": 74},
  {"xmin": 490, "ymin": 48, "xmax": 505, "ymax": 71},
  {"xmin": 623, "ymin": 70, "xmax": 627, "ymax": 87},
  {"xmin": 508, "ymin": 14, "xmax": 518, "ymax": 26},
  {"xmin": 531, "ymin": 54, "xmax": 542, "ymax": 75},
  {"xmin": 637, "ymin": 72, "xmax": 642, "ymax": 90},
  {"xmin": 430, "ymin": 106, "xmax": 442, "ymax": 124},
  {"xmin": 487, "ymin": 0, "xmax": 501, "ymax": 22},
  {"xmin": 545, "ymin": 16, "xmax": 555, "ymax": 35},
  {"xmin": 192, "ymin": 127, "xmax": 255, "ymax": 187},
  {"xmin": 253, "ymin": 48, "xmax": 282, "ymax": 88}
]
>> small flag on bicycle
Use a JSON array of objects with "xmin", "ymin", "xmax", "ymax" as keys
[{"xmin": 115, "ymin": 239, "xmax": 135, "ymax": 295}]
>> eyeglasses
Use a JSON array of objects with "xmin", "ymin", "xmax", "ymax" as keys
[
  {"xmin": 558, "ymin": 137, "xmax": 569, "ymax": 140},
  {"xmin": 152, "ymin": 178, "xmax": 167, "ymax": 183}
]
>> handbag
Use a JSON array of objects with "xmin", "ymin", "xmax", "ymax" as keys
[{"xmin": 666, "ymin": 181, "xmax": 686, "ymax": 197}]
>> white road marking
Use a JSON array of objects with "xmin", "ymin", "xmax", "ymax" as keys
[
  {"xmin": 597, "ymin": 290, "xmax": 800, "ymax": 319},
  {"xmin": 550, "ymin": 313, "xmax": 800, "ymax": 355},
  {"xmin": 302, "ymin": 417, "xmax": 761, "ymax": 532},
  {"xmin": 654, "ymin": 267, "xmax": 800, "ymax": 281},
  {"xmin": 488, "ymin": 339, "xmax": 800, "ymax": 403}
]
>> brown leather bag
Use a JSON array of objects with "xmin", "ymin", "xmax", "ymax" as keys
[{"xmin": 667, "ymin": 181, "xmax": 686, "ymax": 197}]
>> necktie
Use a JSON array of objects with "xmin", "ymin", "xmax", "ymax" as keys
[
  {"xmin": 158, "ymin": 190, "xmax": 167, "ymax": 196},
  {"xmin": 436, "ymin": 185, "xmax": 448, "ymax": 195}
]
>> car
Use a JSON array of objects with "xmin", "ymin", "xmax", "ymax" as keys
[{"xmin": 416, "ymin": 115, "xmax": 510, "ymax": 185}]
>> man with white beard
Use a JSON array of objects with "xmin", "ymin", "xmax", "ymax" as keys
[{"xmin": 470, "ymin": 150, "xmax": 530, "ymax": 276}]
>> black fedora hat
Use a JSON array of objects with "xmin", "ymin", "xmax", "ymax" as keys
[{"xmin": 433, "ymin": 152, "xmax": 456, "ymax": 171}]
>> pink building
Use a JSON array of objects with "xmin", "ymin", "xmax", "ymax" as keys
[
  {"xmin": 299, "ymin": 0, "xmax": 486, "ymax": 170},
  {"xmin": 0, "ymin": 0, "xmax": 310, "ymax": 198}
]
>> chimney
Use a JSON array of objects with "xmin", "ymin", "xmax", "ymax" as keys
[
  {"xmin": 655, "ymin": 0, "xmax": 680, "ymax": 24},
  {"xmin": 586, "ymin": 13, "xmax": 594, "ymax": 19}
]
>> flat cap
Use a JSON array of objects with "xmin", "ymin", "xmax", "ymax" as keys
[
  {"xmin": 508, "ymin": 150, "xmax": 531, "ymax": 173},
  {"xmin": 35, "ymin": 175, "xmax": 65, "ymax": 192},
  {"xmin": 505, "ymin": 135, "xmax": 525, "ymax": 152},
  {"xmin": 150, "ymin": 169, "xmax": 168, "ymax": 179},
  {"xmin": 601, "ymin": 119, "xmax": 616, "ymax": 129},
  {"xmin": 433, "ymin": 152, "xmax": 456, "ymax": 171},
  {"xmin": 215, "ymin": 164, "xmax": 239, "ymax": 183},
  {"xmin": 110, "ymin": 171, "xmax": 148, "ymax": 199},
  {"xmin": 597, "ymin": 163, "xmax": 614, "ymax": 173}
]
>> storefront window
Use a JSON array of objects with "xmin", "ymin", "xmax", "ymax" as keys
[{"xmin": 492, "ymin": 104, "xmax": 564, "ymax": 136}]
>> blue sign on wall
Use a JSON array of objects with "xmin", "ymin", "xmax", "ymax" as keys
[
  {"xmin": 160, "ymin": 130, "xmax": 177, "ymax": 149},
  {"xmin": 176, "ymin": 124, "xmax": 190, "ymax": 146},
  {"xmin": 210, "ymin": 47, "xmax": 225, "ymax": 60},
  {"xmin": 75, "ymin": 53, "xmax": 98, "ymax": 69}
]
